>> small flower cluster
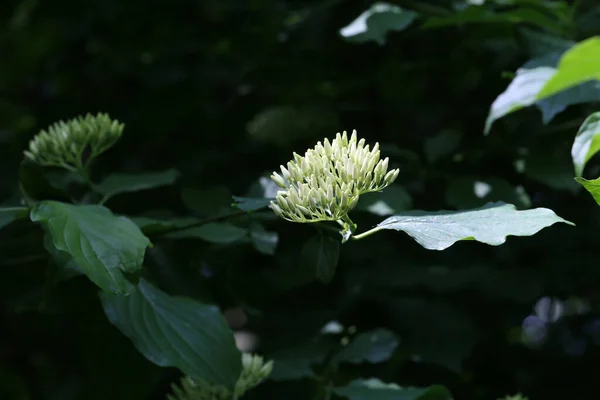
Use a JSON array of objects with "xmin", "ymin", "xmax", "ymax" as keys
[
  {"xmin": 168, "ymin": 353, "xmax": 273, "ymax": 400},
  {"xmin": 270, "ymin": 130, "xmax": 399, "ymax": 223},
  {"xmin": 24, "ymin": 113, "xmax": 123, "ymax": 172}
]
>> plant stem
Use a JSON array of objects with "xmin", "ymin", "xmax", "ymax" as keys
[{"xmin": 351, "ymin": 226, "xmax": 383, "ymax": 241}]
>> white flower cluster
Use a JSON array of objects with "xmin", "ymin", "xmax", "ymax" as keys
[{"xmin": 270, "ymin": 130, "xmax": 399, "ymax": 223}]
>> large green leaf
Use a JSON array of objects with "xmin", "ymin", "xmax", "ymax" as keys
[
  {"xmin": 339, "ymin": 2, "xmax": 418, "ymax": 45},
  {"xmin": 333, "ymin": 379, "xmax": 452, "ymax": 400},
  {"xmin": 333, "ymin": 328, "xmax": 399, "ymax": 364},
  {"xmin": 537, "ymin": 36, "xmax": 600, "ymax": 99},
  {"xmin": 30, "ymin": 201, "xmax": 150, "ymax": 294},
  {"xmin": 0, "ymin": 207, "xmax": 28, "ymax": 230},
  {"xmin": 572, "ymin": 112, "xmax": 600, "ymax": 177},
  {"xmin": 95, "ymin": 169, "xmax": 180, "ymax": 202},
  {"xmin": 301, "ymin": 235, "xmax": 340, "ymax": 284},
  {"xmin": 100, "ymin": 279, "xmax": 242, "ymax": 389},
  {"xmin": 373, "ymin": 202, "xmax": 573, "ymax": 250},
  {"xmin": 575, "ymin": 177, "xmax": 600, "ymax": 206}
]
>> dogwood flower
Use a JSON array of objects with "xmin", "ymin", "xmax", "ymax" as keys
[
  {"xmin": 24, "ymin": 113, "xmax": 124, "ymax": 172},
  {"xmin": 269, "ymin": 130, "xmax": 399, "ymax": 228}
]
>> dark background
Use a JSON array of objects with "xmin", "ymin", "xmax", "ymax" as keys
[{"xmin": 2, "ymin": 0, "xmax": 600, "ymax": 399}]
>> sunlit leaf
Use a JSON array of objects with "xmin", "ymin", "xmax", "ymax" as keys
[
  {"xmin": 486, "ymin": 37, "xmax": 600, "ymax": 132},
  {"xmin": 484, "ymin": 66, "xmax": 555, "ymax": 134},
  {"xmin": 537, "ymin": 36, "xmax": 600, "ymax": 100},
  {"xmin": 30, "ymin": 201, "xmax": 150, "ymax": 294},
  {"xmin": 340, "ymin": 2, "xmax": 418, "ymax": 45},
  {"xmin": 572, "ymin": 112, "xmax": 600, "ymax": 177},
  {"xmin": 334, "ymin": 378, "xmax": 452, "ymax": 400},
  {"xmin": 374, "ymin": 202, "xmax": 573, "ymax": 250},
  {"xmin": 95, "ymin": 169, "xmax": 180, "ymax": 202},
  {"xmin": 575, "ymin": 177, "xmax": 600, "ymax": 206},
  {"xmin": 100, "ymin": 279, "xmax": 242, "ymax": 389}
]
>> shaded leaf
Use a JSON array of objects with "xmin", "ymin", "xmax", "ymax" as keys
[
  {"xmin": 182, "ymin": 186, "xmax": 233, "ymax": 217},
  {"xmin": 250, "ymin": 224, "xmax": 278, "ymax": 255},
  {"xmin": 232, "ymin": 196, "xmax": 272, "ymax": 212},
  {"xmin": 334, "ymin": 378, "xmax": 452, "ymax": 400},
  {"xmin": 375, "ymin": 202, "xmax": 573, "ymax": 251},
  {"xmin": 95, "ymin": 169, "xmax": 180, "ymax": 201},
  {"xmin": 340, "ymin": 2, "xmax": 418, "ymax": 45},
  {"xmin": 572, "ymin": 112, "xmax": 600, "ymax": 177},
  {"xmin": 269, "ymin": 340, "xmax": 330, "ymax": 381},
  {"xmin": 386, "ymin": 298, "xmax": 477, "ymax": 372},
  {"xmin": 424, "ymin": 131, "xmax": 461, "ymax": 163},
  {"xmin": 167, "ymin": 222, "xmax": 248, "ymax": 244},
  {"xmin": 0, "ymin": 207, "xmax": 28, "ymax": 230},
  {"xmin": 301, "ymin": 235, "xmax": 340, "ymax": 284},
  {"xmin": 131, "ymin": 216, "xmax": 199, "ymax": 235},
  {"xmin": 445, "ymin": 176, "xmax": 530, "ymax": 209},
  {"xmin": 333, "ymin": 328, "xmax": 399, "ymax": 364},
  {"xmin": 30, "ymin": 201, "xmax": 150, "ymax": 294},
  {"xmin": 524, "ymin": 153, "xmax": 581, "ymax": 193},
  {"xmin": 100, "ymin": 279, "xmax": 242, "ymax": 389},
  {"xmin": 356, "ymin": 184, "xmax": 413, "ymax": 216}
]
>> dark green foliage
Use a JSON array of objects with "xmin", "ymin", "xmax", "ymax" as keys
[{"xmin": 2, "ymin": 0, "xmax": 600, "ymax": 399}]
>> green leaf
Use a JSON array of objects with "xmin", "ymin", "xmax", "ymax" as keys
[
  {"xmin": 95, "ymin": 169, "xmax": 180, "ymax": 201},
  {"xmin": 167, "ymin": 222, "xmax": 248, "ymax": 244},
  {"xmin": 572, "ymin": 112, "xmax": 600, "ymax": 177},
  {"xmin": 333, "ymin": 328, "xmax": 399, "ymax": 364},
  {"xmin": 575, "ymin": 177, "xmax": 600, "ymax": 206},
  {"xmin": 0, "ymin": 207, "xmax": 28, "ymax": 230},
  {"xmin": 333, "ymin": 379, "xmax": 452, "ymax": 400},
  {"xmin": 231, "ymin": 196, "xmax": 272, "ymax": 212},
  {"xmin": 537, "ymin": 36, "xmax": 600, "ymax": 100},
  {"xmin": 100, "ymin": 278, "xmax": 242, "ymax": 389},
  {"xmin": 340, "ymin": 2, "xmax": 418, "ymax": 45},
  {"xmin": 485, "ymin": 38, "xmax": 600, "ymax": 132},
  {"xmin": 301, "ymin": 235, "xmax": 340, "ymax": 284},
  {"xmin": 375, "ymin": 202, "xmax": 573, "ymax": 251},
  {"xmin": 30, "ymin": 201, "xmax": 150, "ymax": 294},
  {"xmin": 484, "ymin": 66, "xmax": 555, "ymax": 134}
]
